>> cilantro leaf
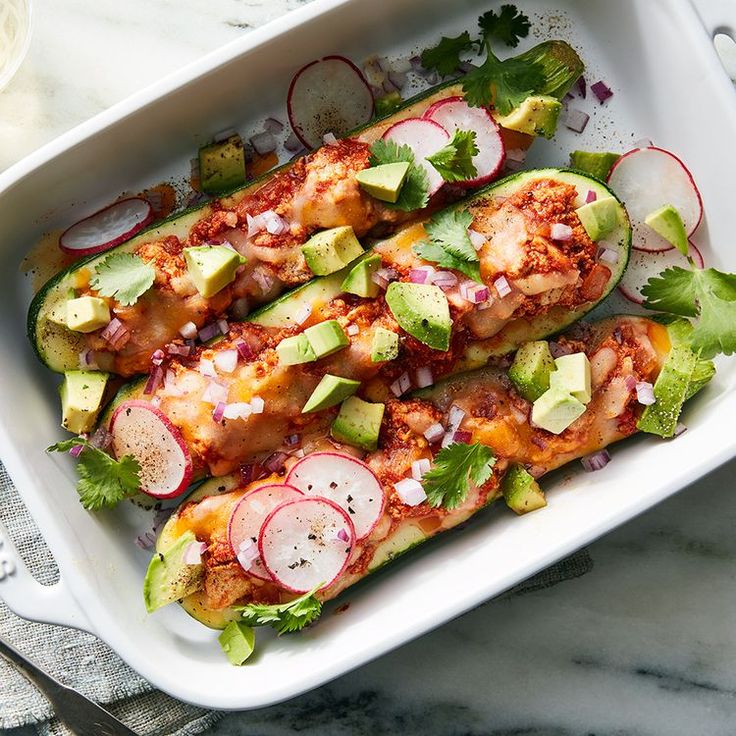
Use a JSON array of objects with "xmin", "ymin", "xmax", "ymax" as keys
[
  {"xmin": 413, "ymin": 208, "xmax": 481, "ymax": 282},
  {"xmin": 426, "ymin": 130, "xmax": 479, "ymax": 183},
  {"xmin": 642, "ymin": 266, "xmax": 736, "ymax": 358},
  {"xmin": 368, "ymin": 139, "xmax": 430, "ymax": 212},
  {"xmin": 479, "ymin": 5, "xmax": 532, "ymax": 48},
  {"xmin": 422, "ymin": 442, "xmax": 496, "ymax": 509},
  {"xmin": 90, "ymin": 253, "xmax": 156, "ymax": 306},
  {"xmin": 237, "ymin": 587, "xmax": 323, "ymax": 635},
  {"xmin": 420, "ymin": 31, "xmax": 476, "ymax": 77},
  {"xmin": 48, "ymin": 438, "xmax": 141, "ymax": 510}
]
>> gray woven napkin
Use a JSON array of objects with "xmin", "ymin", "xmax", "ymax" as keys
[{"xmin": 0, "ymin": 463, "xmax": 591, "ymax": 736}]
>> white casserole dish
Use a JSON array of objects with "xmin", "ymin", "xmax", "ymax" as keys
[{"xmin": 0, "ymin": 0, "xmax": 735, "ymax": 710}]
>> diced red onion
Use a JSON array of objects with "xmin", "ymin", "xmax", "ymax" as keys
[
  {"xmin": 237, "ymin": 539, "xmax": 260, "ymax": 570},
  {"xmin": 548, "ymin": 341, "xmax": 573, "ymax": 359},
  {"xmin": 323, "ymin": 132, "xmax": 338, "ymax": 146},
  {"xmin": 78, "ymin": 349, "xmax": 98, "ymax": 369},
  {"xmin": 246, "ymin": 212, "xmax": 265, "ymax": 237},
  {"xmin": 250, "ymin": 396, "xmax": 265, "ymax": 414},
  {"xmin": 265, "ymin": 451, "xmax": 289, "ymax": 473},
  {"xmin": 598, "ymin": 247, "xmax": 619, "ymax": 265},
  {"xmin": 394, "ymin": 478, "xmax": 427, "ymax": 506},
  {"xmin": 530, "ymin": 435, "xmax": 547, "ymax": 450},
  {"xmin": 90, "ymin": 426, "xmax": 112, "ymax": 450},
  {"xmin": 179, "ymin": 321, "xmax": 198, "ymax": 340},
  {"xmin": 69, "ymin": 443, "xmax": 84, "ymax": 459},
  {"xmin": 390, "ymin": 56, "xmax": 413, "ymax": 74},
  {"xmin": 453, "ymin": 430, "xmax": 472, "ymax": 444},
  {"xmin": 285, "ymin": 433, "xmax": 301, "ymax": 447},
  {"xmin": 432, "ymin": 270, "xmax": 458, "ymax": 290},
  {"xmin": 252, "ymin": 267, "xmax": 274, "ymax": 294},
  {"xmin": 415, "ymin": 366, "xmax": 434, "ymax": 389},
  {"xmin": 409, "ymin": 266, "xmax": 435, "ymax": 284},
  {"xmin": 239, "ymin": 463, "xmax": 255, "ymax": 485},
  {"xmin": 561, "ymin": 107, "xmax": 590, "ymax": 133},
  {"xmin": 459, "ymin": 280, "xmax": 490, "ymax": 304},
  {"xmin": 390, "ymin": 372, "xmax": 411, "ymax": 397},
  {"xmin": 494, "ymin": 275, "xmax": 512, "ymax": 298},
  {"xmin": 441, "ymin": 431, "xmax": 455, "ymax": 448},
  {"xmin": 144, "ymin": 366, "xmax": 164, "ymax": 395},
  {"xmin": 250, "ymin": 131, "xmax": 277, "ymax": 155},
  {"xmin": 468, "ymin": 229, "xmax": 486, "ymax": 251},
  {"xmin": 550, "ymin": 223, "xmax": 574, "ymax": 241},
  {"xmin": 387, "ymin": 70, "xmax": 407, "ymax": 90},
  {"xmin": 575, "ymin": 75, "xmax": 587, "ymax": 98},
  {"xmin": 183, "ymin": 540, "xmax": 207, "ymax": 565},
  {"xmin": 166, "ymin": 342, "xmax": 191, "ymax": 357},
  {"xmin": 223, "ymin": 402, "xmax": 252, "ymax": 420},
  {"xmin": 411, "ymin": 458, "xmax": 431, "ymax": 480},
  {"xmin": 674, "ymin": 422, "xmax": 688, "ymax": 437},
  {"xmin": 202, "ymin": 381, "xmax": 228, "ymax": 406},
  {"xmin": 409, "ymin": 55, "xmax": 424, "ymax": 72},
  {"xmin": 372, "ymin": 267, "xmax": 398, "ymax": 290},
  {"xmin": 263, "ymin": 117, "xmax": 284, "ymax": 134},
  {"xmin": 100, "ymin": 318, "xmax": 129, "ymax": 349},
  {"xmin": 636, "ymin": 381, "xmax": 656, "ymax": 406},
  {"xmin": 212, "ymin": 401, "xmax": 227, "ymax": 422},
  {"xmin": 217, "ymin": 319, "xmax": 229, "ymax": 335},
  {"xmin": 151, "ymin": 349, "xmax": 166, "ymax": 366},
  {"xmin": 235, "ymin": 340, "xmax": 255, "ymax": 361},
  {"xmin": 284, "ymin": 131, "xmax": 303, "ymax": 152},
  {"xmin": 198, "ymin": 358, "xmax": 217, "ymax": 377},
  {"xmin": 591, "ymin": 80, "xmax": 613, "ymax": 104},
  {"xmin": 262, "ymin": 210, "xmax": 290, "ymax": 236},
  {"xmin": 447, "ymin": 404, "xmax": 465, "ymax": 431},
  {"xmin": 581, "ymin": 449, "xmax": 611, "ymax": 473},
  {"xmin": 586, "ymin": 190, "xmax": 597, "ymax": 204},
  {"xmin": 336, "ymin": 528, "xmax": 350, "ymax": 543},
  {"xmin": 135, "ymin": 531, "xmax": 157, "ymax": 551},
  {"xmin": 294, "ymin": 303, "xmax": 312, "ymax": 326},
  {"xmin": 198, "ymin": 322, "xmax": 220, "ymax": 343},
  {"xmin": 423, "ymin": 422, "xmax": 445, "ymax": 443},
  {"xmin": 214, "ymin": 349, "xmax": 238, "ymax": 374}
]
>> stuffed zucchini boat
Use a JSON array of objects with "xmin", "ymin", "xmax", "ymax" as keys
[
  {"xmin": 28, "ymin": 41, "xmax": 583, "ymax": 377},
  {"xmin": 144, "ymin": 316, "xmax": 713, "ymax": 642},
  {"xmin": 91, "ymin": 168, "xmax": 630, "ymax": 490}
]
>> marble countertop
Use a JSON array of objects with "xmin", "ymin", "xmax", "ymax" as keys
[{"xmin": 3, "ymin": 1, "xmax": 736, "ymax": 735}]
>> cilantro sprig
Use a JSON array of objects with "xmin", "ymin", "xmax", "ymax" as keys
[
  {"xmin": 426, "ymin": 130, "xmax": 479, "ymax": 183},
  {"xmin": 642, "ymin": 265, "xmax": 736, "ymax": 359},
  {"xmin": 48, "ymin": 438, "xmax": 141, "ymax": 510},
  {"xmin": 414, "ymin": 208, "xmax": 481, "ymax": 282},
  {"xmin": 237, "ymin": 587, "xmax": 323, "ymax": 635},
  {"xmin": 368, "ymin": 139, "xmax": 430, "ymax": 212},
  {"xmin": 422, "ymin": 442, "xmax": 496, "ymax": 509},
  {"xmin": 91, "ymin": 252, "xmax": 156, "ymax": 306},
  {"xmin": 478, "ymin": 5, "xmax": 532, "ymax": 48},
  {"xmin": 420, "ymin": 31, "xmax": 475, "ymax": 77}
]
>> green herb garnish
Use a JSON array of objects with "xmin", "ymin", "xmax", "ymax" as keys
[
  {"xmin": 414, "ymin": 208, "xmax": 481, "ymax": 282},
  {"xmin": 426, "ymin": 130, "xmax": 479, "ymax": 183},
  {"xmin": 420, "ymin": 31, "xmax": 475, "ymax": 77},
  {"xmin": 368, "ymin": 139, "xmax": 430, "ymax": 212},
  {"xmin": 237, "ymin": 586, "xmax": 323, "ymax": 635},
  {"xmin": 90, "ymin": 253, "xmax": 156, "ymax": 306},
  {"xmin": 422, "ymin": 442, "xmax": 496, "ymax": 509}
]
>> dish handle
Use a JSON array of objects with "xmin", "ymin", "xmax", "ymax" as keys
[
  {"xmin": 691, "ymin": 0, "xmax": 736, "ymax": 81},
  {"xmin": 0, "ymin": 520, "xmax": 93, "ymax": 632}
]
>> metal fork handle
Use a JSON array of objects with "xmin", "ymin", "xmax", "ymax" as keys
[{"xmin": 0, "ymin": 635, "xmax": 140, "ymax": 736}]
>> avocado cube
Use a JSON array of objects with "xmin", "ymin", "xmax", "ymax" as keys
[
  {"xmin": 371, "ymin": 327, "xmax": 399, "ymax": 363},
  {"xmin": 569, "ymin": 150, "xmax": 621, "ymax": 181},
  {"xmin": 575, "ymin": 197, "xmax": 620, "ymax": 241},
  {"xmin": 493, "ymin": 94, "xmax": 562, "ymax": 139},
  {"xmin": 341, "ymin": 253, "xmax": 382, "ymax": 298},
  {"xmin": 531, "ymin": 387, "xmax": 586, "ymax": 435},
  {"xmin": 355, "ymin": 162, "xmax": 410, "ymax": 204},
  {"xmin": 59, "ymin": 370, "xmax": 109, "ymax": 434},
  {"xmin": 66, "ymin": 296, "xmax": 111, "ymax": 333},
  {"xmin": 302, "ymin": 374, "xmax": 361, "ymax": 413},
  {"xmin": 385, "ymin": 282, "xmax": 452, "ymax": 352},
  {"xmin": 549, "ymin": 352, "xmax": 592, "ymax": 404},
  {"xmin": 143, "ymin": 531, "xmax": 205, "ymax": 613},
  {"xmin": 184, "ymin": 245, "xmax": 246, "ymax": 299},
  {"xmin": 644, "ymin": 204, "xmax": 689, "ymax": 255},
  {"xmin": 508, "ymin": 341, "xmax": 555, "ymax": 402},
  {"xmin": 198, "ymin": 135, "xmax": 246, "ymax": 194},
  {"xmin": 374, "ymin": 91, "xmax": 403, "ymax": 117},
  {"xmin": 218, "ymin": 621, "xmax": 255, "ymax": 666},
  {"xmin": 302, "ymin": 226, "xmax": 364, "ymax": 276},
  {"xmin": 502, "ymin": 464, "xmax": 547, "ymax": 515},
  {"xmin": 304, "ymin": 319, "xmax": 350, "ymax": 359},
  {"xmin": 331, "ymin": 396, "xmax": 385, "ymax": 451},
  {"xmin": 276, "ymin": 334, "xmax": 316, "ymax": 366}
]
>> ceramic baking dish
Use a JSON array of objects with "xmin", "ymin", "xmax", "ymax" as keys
[{"xmin": 1, "ymin": 0, "xmax": 735, "ymax": 710}]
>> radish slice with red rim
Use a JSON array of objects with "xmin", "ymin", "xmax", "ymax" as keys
[
  {"xmin": 286, "ymin": 452, "xmax": 385, "ymax": 541},
  {"xmin": 228, "ymin": 483, "xmax": 304, "ymax": 580},
  {"xmin": 288, "ymin": 56, "xmax": 374, "ymax": 149},
  {"xmin": 109, "ymin": 400, "xmax": 192, "ymax": 499},
  {"xmin": 423, "ymin": 97, "xmax": 505, "ymax": 187},
  {"xmin": 259, "ymin": 497, "xmax": 355, "ymax": 593},
  {"xmin": 607, "ymin": 147, "xmax": 703, "ymax": 252},
  {"xmin": 382, "ymin": 117, "xmax": 450, "ymax": 196},
  {"xmin": 59, "ymin": 198, "xmax": 154, "ymax": 256},
  {"xmin": 619, "ymin": 241, "xmax": 704, "ymax": 305}
]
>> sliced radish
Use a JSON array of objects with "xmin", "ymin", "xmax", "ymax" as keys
[
  {"xmin": 288, "ymin": 56, "xmax": 374, "ymax": 149},
  {"xmin": 286, "ymin": 452, "xmax": 385, "ymax": 541},
  {"xmin": 607, "ymin": 147, "xmax": 703, "ymax": 252},
  {"xmin": 619, "ymin": 241, "xmax": 704, "ymax": 304},
  {"xmin": 59, "ymin": 198, "xmax": 154, "ymax": 256},
  {"xmin": 109, "ymin": 400, "xmax": 192, "ymax": 499},
  {"xmin": 382, "ymin": 117, "xmax": 450, "ymax": 196},
  {"xmin": 228, "ymin": 483, "xmax": 303, "ymax": 580},
  {"xmin": 259, "ymin": 497, "xmax": 355, "ymax": 593},
  {"xmin": 423, "ymin": 97, "xmax": 505, "ymax": 187}
]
